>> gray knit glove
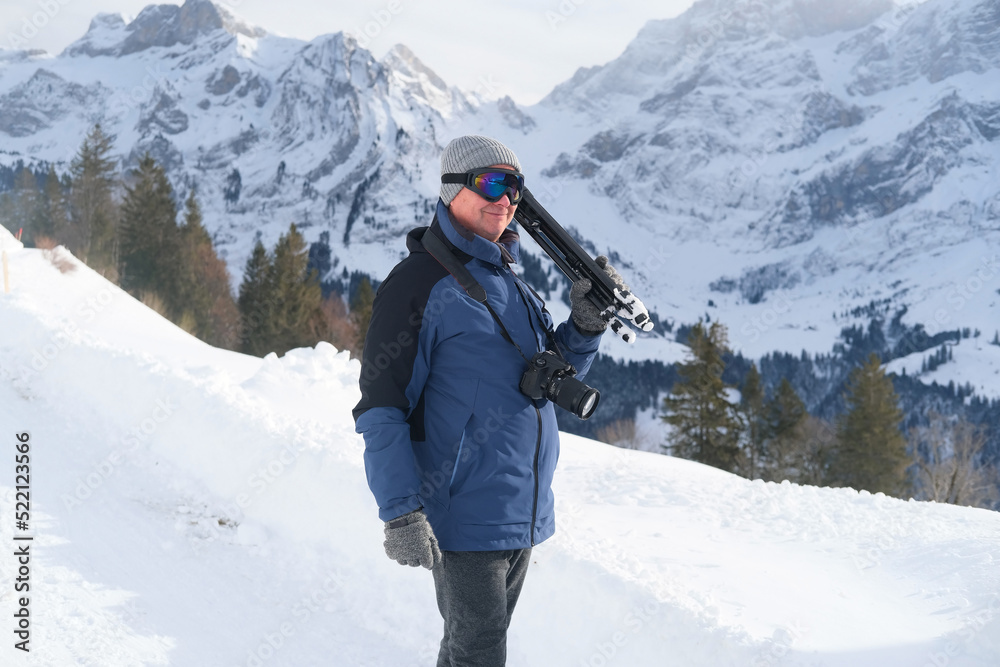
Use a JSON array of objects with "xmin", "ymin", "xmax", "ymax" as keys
[
  {"xmin": 570, "ymin": 256, "xmax": 628, "ymax": 335},
  {"xmin": 383, "ymin": 509, "xmax": 441, "ymax": 569}
]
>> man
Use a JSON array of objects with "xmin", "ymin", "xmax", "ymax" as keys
[{"xmin": 353, "ymin": 135, "xmax": 624, "ymax": 666}]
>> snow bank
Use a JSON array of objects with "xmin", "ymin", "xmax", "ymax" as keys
[{"xmin": 1, "ymin": 244, "xmax": 998, "ymax": 666}]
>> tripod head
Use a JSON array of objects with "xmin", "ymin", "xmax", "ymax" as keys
[{"xmin": 513, "ymin": 189, "xmax": 654, "ymax": 344}]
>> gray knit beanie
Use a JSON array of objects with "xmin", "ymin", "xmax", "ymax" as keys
[{"xmin": 440, "ymin": 135, "xmax": 521, "ymax": 205}]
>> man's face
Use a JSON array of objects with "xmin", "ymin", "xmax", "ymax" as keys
[{"xmin": 447, "ymin": 164, "xmax": 518, "ymax": 242}]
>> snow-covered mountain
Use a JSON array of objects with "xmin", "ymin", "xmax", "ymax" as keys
[
  {"xmin": 0, "ymin": 0, "xmax": 479, "ymax": 273},
  {"xmin": 1, "ymin": 0, "xmax": 999, "ymax": 398},
  {"xmin": 1, "ymin": 223, "xmax": 999, "ymax": 666},
  {"xmin": 531, "ymin": 0, "xmax": 1000, "ymax": 363}
]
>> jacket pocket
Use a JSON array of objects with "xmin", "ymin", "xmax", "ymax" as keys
[
  {"xmin": 445, "ymin": 412, "xmax": 477, "ymax": 503},
  {"xmin": 420, "ymin": 379, "xmax": 478, "ymax": 510}
]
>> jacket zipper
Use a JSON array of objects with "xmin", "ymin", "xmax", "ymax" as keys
[
  {"xmin": 502, "ymin": 262, "xmax": 545, "ymax": 546},
  {"xmin": 530, "ymin": 406, "xmax": 542, "ymax": 546}
]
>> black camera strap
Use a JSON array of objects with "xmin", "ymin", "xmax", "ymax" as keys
[{"xmin": 422, "ymin": 226, "xmax": 559, "ymax": 366}]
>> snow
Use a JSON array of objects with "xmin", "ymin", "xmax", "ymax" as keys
[
  {"xmin": 1, "ymin": 227, "xmax": 999, "ymax": 666},
  {"xmin": 887, "ymin": 337, "xmax": 1000, "ymax": 400}
]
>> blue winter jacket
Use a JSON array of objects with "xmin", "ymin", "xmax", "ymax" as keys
[{"xmin": 353, "ymin": 201, "xmax": 602, "ymax": 551}]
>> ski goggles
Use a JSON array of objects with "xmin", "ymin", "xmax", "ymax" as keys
[{"xmin": 441, "ymin": 168, "xmax": 524, "ymax": 204}]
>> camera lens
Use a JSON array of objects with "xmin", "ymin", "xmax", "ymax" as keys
[{"xmin": 548, "ymin": 374, "xmax": 601, "ymax": 420}]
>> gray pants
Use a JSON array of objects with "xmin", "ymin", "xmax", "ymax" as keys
[{"xmin": 432, "ymin": 548, "xmax": 532, "ymax": 667}]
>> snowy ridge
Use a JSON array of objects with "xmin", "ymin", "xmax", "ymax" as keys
[{"xmin": 2, "ymin": 222, "xmax": 999, "ymax": 665}]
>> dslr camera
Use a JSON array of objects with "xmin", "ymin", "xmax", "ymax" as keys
[{"xmin": 519, "ymin": 350, "xmax": 601, "ymax": 420}]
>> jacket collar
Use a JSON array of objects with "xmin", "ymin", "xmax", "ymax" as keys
[{"xmin": 435, "ymin": 199, "xmax": 520, "ymax": 267}]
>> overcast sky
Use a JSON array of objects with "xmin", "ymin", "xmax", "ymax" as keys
[{"xmin": 0, "ymin": 0, "xmax": 697, "ymax": 105}]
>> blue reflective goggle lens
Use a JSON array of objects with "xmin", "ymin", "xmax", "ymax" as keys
[
  {"xmin": 442, "ymin": 169, "xmax": 524, "ymax": 204},
  {"xmin": 471, "ymin": 171, "xmax": 523, "ymax": 203}
]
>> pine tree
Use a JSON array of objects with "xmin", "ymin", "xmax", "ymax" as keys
[
  {"xmin": 118, "ymin": 154, "xmax": 181, "ymax": 310},
  {"xmin": 236, "ymin": 224, "xmax": 324, "ymax": 356},
  {"xmin": 0, "ymin": 192, "xmax": 11, "ymax": 238},
  {"xmin": 661, "ymin": 321, "xmax": 741, "ymax": 473},
  {"xmin": 176, "ymin": 189, "xmax": 239, "ymax": 348},
  {"xmin": 237, "ymin": 240, "xmax": 275, "ymax": 356},
  {"xmin": 738, "ymin": 363, "xmax": 768, "ymax": 479},
  {"xmin": 829, "ymin": 353, "xmax": 909, "ymax": 496},
  {"xmin": 69, "ymin": 124, "xmax": 118, "ymax": 272},
  {"xmin": 350, "ymin": 276, "xmax": 375, "ymax": 355},
  {"xmin": 0, "ymin": 168, "xmax": 41, "ymax": 244},
  {"xmin": 39, "ymin": 166, "xmax": 70, "ymax": 244},
  {"xmin": 315, "ymin": 293, "xmax": 361, "ymax": 357},
  {"xmin": 268, "ymin": 223, "xmax": 324, "ymax": 355},
  {"xmin": 765, "ymin": 378, "xmax": 808, "ymax": 481}
]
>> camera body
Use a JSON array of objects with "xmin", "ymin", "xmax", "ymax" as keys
[{"xmin": 519, "ymin": 350, "xmax": 601, "ymax": 420}]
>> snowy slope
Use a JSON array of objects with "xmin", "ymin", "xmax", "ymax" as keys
[{"xmin": 2, "ymin": 227, "xmax": 999, "ymax": 665}]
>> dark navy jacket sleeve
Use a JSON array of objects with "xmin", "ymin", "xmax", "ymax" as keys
[{"xmin": 353, "ymin": 241, "xmax": 449, "ymax": 522}]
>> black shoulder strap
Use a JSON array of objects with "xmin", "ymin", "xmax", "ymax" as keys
[
  {"xmin": 421, "ymin": 227, "xmax": 487, "ymax": 304},
  {"xmin": 422, "ymin": 226, "xmax": 540, "ymax": 362},
  {"xmin": 421, "ymin": 226, "xmax": 572, "ymax": 367}
]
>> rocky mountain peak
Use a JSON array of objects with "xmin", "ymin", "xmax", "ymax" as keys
[
  {"xmin": 63, "ymin": 0, "xmax": 265, "ymax": 58},
  {"xmin": 383, "ymin": 44, "xmax": 449, "ymax": 94},
  {"xmin": 754, "ymin": 0, "xmax": 894, "ymax": 38},
  {"xmin": 668, "ymin": 0, "xmax": 894, "ymax": 41},
  {"xmin": 381, "ymin": 43, "xmax": 460, "ymax": 114},
  {"xmin": 541, "ymin": 0, "xmax": 895, "ymax": 111}
]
